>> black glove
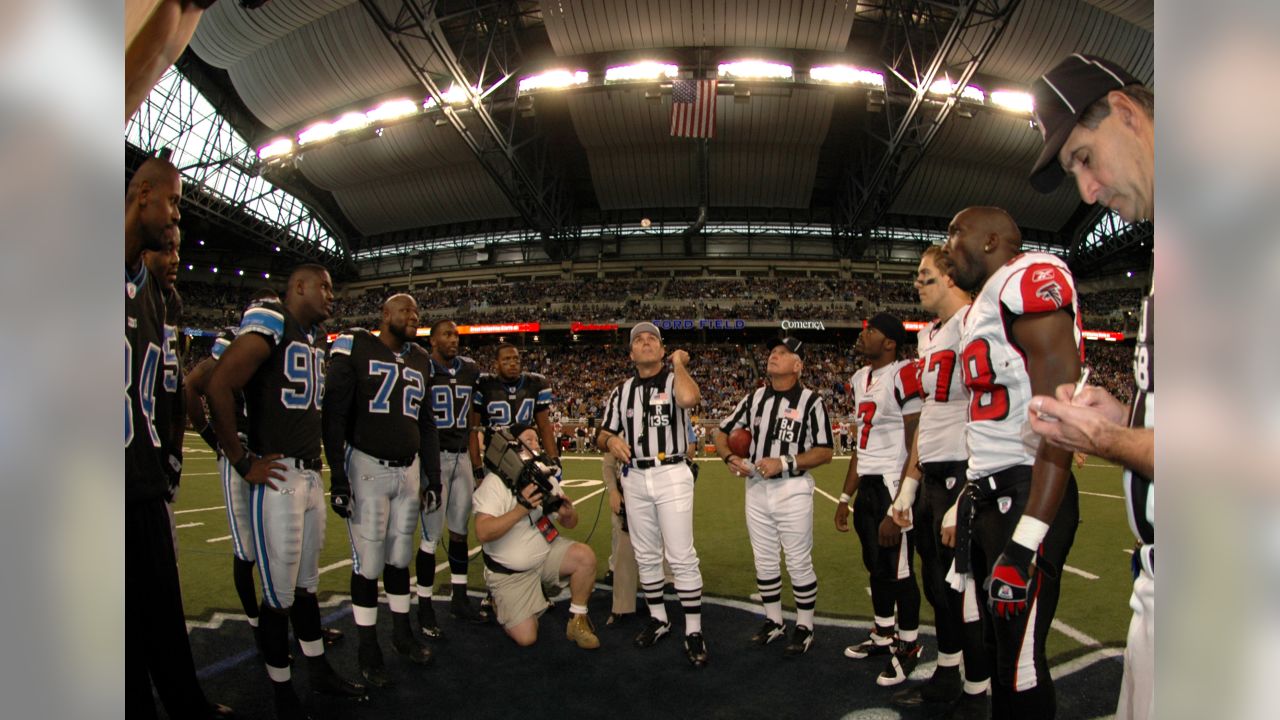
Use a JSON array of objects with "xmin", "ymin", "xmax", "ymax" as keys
[
  {"xmin": 420, "ymin": 482, "xmax": 442, "ymax": 514},
  {"xmin": 984, "ymin": 541, "xmax": 1038, "ymax": 618},
  {"xmin": 164, "ymin": 453, "xmax": 182, "ymax": 503},
  {"xmin": 197, "ymin": 424, "xmax": 220, "ymax": 453},
  {"xmin": 330, "ymin": 475, "xmax": 352, "ymax": 519}
]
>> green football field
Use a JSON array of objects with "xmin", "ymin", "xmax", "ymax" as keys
[{"xmin": 173, "ymin": 433, "xmax": 1133, "ymax": 662}]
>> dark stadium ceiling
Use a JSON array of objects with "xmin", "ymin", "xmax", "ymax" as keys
[{"xmin": 177, "ymin": 0, "xmax": 1152, "ymax": 271}]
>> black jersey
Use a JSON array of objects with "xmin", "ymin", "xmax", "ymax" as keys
[
  {"xmin": 473, "ymin": 371, "xmax": 552, "ymax": 441},
  {"xmin": 1125, "ymin": 289, "xmax": 1154, "ymax": 546},
  {"xmin": 211, "ymin": 327, "xmax": 250, "ymax": 436},
  {"xmin": 126, "ymin": 264, "xmax": 169, "ymax": 504},
  {"xmin": 155, "ymin": 288, "xmax": 184, "ymax": 458},
  {"xmin": 323, "ymin": 329, "xmax": 438, "ymax": 468},
  {"xmin": 238, "ymin": 299, "xmax": 326, "ymax": 460},
  {"xmin": 428, "ymin": 355, "xmax": 481, "ymax": 452}
]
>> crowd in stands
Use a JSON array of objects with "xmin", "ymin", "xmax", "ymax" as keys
[{"xmin": 1078, "ymin": 288, "xmax": 1143, "ymax": 330}]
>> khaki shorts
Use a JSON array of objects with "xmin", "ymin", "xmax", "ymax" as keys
[{"xmin": 484, "ymin": 537, "xmax": 573, "ymax": 629}]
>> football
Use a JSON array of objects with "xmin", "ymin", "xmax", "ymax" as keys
[{"xmin": 728, "ymin": 428, "xmax": 752, "ymax": 458}]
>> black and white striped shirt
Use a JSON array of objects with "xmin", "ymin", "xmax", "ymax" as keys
[
  {"xmin": 600, "ymin": 369, "xmax": 691, "ymax": 461},
  {"xmin": 719, "ymin": 383, "xmax": 832, "ymax": 468}
]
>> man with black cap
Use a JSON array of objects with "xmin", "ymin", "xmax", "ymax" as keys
[
  {"xmin": 596, "ymin": 322, "xmax": 708, "ymax": 667},
  {"xmin": 944, "ymin": 205, "xmax": 1083, "ymax": 720},
  {"xmin": 1024, "ymin": 54, "xmax": 1155, "ymax": 720},
  {"xmin": 715, "ymin": 336, "xmax": 833, "ymax": 656},
  {"xmin": 836, "ymin": 313, "xmax": 925, "ymax": 687}
]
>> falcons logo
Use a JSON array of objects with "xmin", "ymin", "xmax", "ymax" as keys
[{"xmin": 1036, "ymin": 281, "xmax": 1063, "ymax": 307}]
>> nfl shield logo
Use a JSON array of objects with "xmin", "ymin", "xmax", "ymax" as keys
[
  {"xmin": 945, "ymin": 476, "xmax": 956, "ymax": 490},
  {"xmin": 625, "ymin": 409, "xmax": 634, "ymax": 418},
  {"xmin": 126, "ymin": 282, "xmax": 137, "ymax": 299},
  {"xmin": 998, "ymin": 586, "xmax": 1013, "ymax": 600},
  {"xmin": 997, "ymin": 496, "xmax": 1013, "ymax": 514}
]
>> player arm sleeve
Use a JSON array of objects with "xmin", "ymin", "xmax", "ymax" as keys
[
  {"xmin": 895, "ymin": 362, "xmax": 924, "ymax": 414},
  {"xmin": 419, "ymin": 400, "xmax": 443, "ymax": 491},
  {"xmin": 321, "ymin": 346, "xmax": 356, "ymax": 479}
]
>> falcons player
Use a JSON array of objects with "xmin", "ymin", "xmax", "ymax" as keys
[
  {"xmin": 889, "ymin": 246, "xmax": 991, "ymax": 716},
  {"xmin": 943, "ymin": 206, "xmax": 1083, "ymax": 719},
  {"xmin": 835, "ymin": 313, "xmax": 924, "ymax": 686}
]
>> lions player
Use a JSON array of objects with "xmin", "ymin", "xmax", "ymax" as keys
[
  {"xmin": 140, "ymin": 225, "xmax": 184, "ymax": 509},
  {"xmin": 323, "ymin": 294, "xmax": 439, "ymax": 687},
  {"xmin": 944, "ymin": 206, "xmax": 1083, "ymax": 719},
  {"xmin": 207, "ymin": 265, "xmax": 367, "ymax": 719},
  {"xmin": 468, "ymin": 342, "xmax": 557, "ymax": 469},
  {"xmin": 416, "ymin": 320, "xmax": 488, "ymax": 631}
]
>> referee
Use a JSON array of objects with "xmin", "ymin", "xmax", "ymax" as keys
[
  {"xmin": 596, "ymin": 322, "xmax": 708, "ymax": 667},
  {"xmin": 714, "ymin": 336, "xmax": 833, "ymax": 656}
]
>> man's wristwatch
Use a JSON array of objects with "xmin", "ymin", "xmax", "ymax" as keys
[{"xmin": 783, "ymin": 454, "xmax": 797, "ymax": 474}]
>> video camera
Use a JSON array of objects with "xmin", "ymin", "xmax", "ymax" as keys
[{"xmin": 483, "ymin": 428, "xmax": 564, "ymax": 515}]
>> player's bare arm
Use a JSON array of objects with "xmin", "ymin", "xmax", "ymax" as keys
[
  {"xmin": 1013, "ymin": 310, "xmax": 1082, "ymax": 525},
  {"xmin": 206, "ymin": 332, "xmax": 287, "ymax": 489},
  {"xmin": 535, "ymin": 409, "xmax": 559, "ymax": 462},
  {"xmin": 183, "ymin": 356, "xmax": 219, "ymax": 450},
  {"xmin": 669, "ymin": 349, "xmax": 701, "ymax": 408},
  {"xmin": 835, "ymin": 449, "xmax": 861, "ymax": 532},
  {"xmin": 466, "ymin": 406, "xmax": 484, "ymax": 477},
  {"xmin": 417, "ymin": 393, "xmax": 443, "ymax": 510}
]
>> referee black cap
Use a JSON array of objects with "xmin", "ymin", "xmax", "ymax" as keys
[{"xmin": 766, "ymin": 336, "xmax": 804, "ymax": 358}]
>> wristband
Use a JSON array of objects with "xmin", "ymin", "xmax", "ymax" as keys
[
  {"xmin": 233, "ymin": 453, "xmax": 254, "ymax": 479},
  {"xmin": 838, "ymin": 493, "xmax": 851, "ymax": 504},
  {"xmin": 723, "ymin": 454, "xmax": 737, "ymax": 465},
  {"xmin": 1011, "ymin": 515, "xmax": 1050, "ymax": 550},
  {"xmin": 198, "ymin": 423, "xmax": 219, "ymax": 449}
]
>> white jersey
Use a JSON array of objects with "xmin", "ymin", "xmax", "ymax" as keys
[
  {"xmin": 916, "ymin": 310, "xmax": 970, "ymax": 463},
  {"xmin": 850, "ymin": 359, "xmax": 923, "ymax": 476},
  {"xmin": 960, "ymin": 252, "xmax": 1082, "ymax": 478}
]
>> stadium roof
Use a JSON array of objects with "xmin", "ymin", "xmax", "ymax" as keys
[{"xmin": 155, "ymin": 0, "xmax": 1152, "ymax": 274}]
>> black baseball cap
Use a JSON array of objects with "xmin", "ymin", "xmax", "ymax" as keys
[
  {"xmin": 866, "ymin": 313, "xmax": 907, "ymax": 348},
  {"xmin": 766, "ymin": 336, "xmax": 804, "ymax": 358},
  {"xmin": 1028, "ymin": 54, "xmax": 1141, "ymax": 194}
]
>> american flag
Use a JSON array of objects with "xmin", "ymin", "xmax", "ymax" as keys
[{"xmin": 669, "ymin": 78, "xmax": 717, "ymax": 138}]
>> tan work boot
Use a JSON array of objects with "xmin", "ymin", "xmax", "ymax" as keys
[{"xmin": 566, "ymin": 613, "xmax": 600, "ymax": 650}]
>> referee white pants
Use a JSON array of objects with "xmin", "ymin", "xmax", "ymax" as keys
[
  {"xmin": 1116, "ymin": 566, "xmax": 1154, "ymax": 720},
  {"xmin": 621, "ymin": 463, "xmax": 701, "ymax": 592},
  {"xmin": 744, "ymin": 474, "xmax": 817, "ymax": 588}
]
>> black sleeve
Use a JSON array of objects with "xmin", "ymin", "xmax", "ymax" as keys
[
  {"xmin": 419, "ymin": 406, "xmax": 442, "ymax": 490},
  {"xmin": 321, "ymin": 348, "xmax": 357, "ymax": 482}
]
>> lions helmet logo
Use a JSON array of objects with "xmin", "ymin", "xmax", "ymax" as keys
[{"xmin": 1036, "ymin": 281, "xmax": 1063, "ymax": 307}]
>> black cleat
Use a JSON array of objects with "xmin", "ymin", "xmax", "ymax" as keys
[
  {"xmin": 450, "ymin": 596, "xmax": 488, "ymax": 625},
  {"xmin": 418, "ymin": 600, "xmax": 446, "ymax": 640},
  {"xmin": 877, "ymin": 639, "xmax": 923, "ymax": 686},
  {"xmin": 844, "ymin": 632, "xmax": 896, "ymax": 659},
  {"xmin": 320, "ymin": 626, "xmax": 344, "ymax": 646},
  {"xmin": 784, "ymin": 625, "xmax": 814, "ymax": 656},
  {"xmin": 895, "ymin": 664, "xmax": 963, "ymax": 706},
  {"xmin": 750, "ymin": 619, "xmax": 786, "ymax": 646},
  {"xmin": 359, "ymin": 663, "xmax": 393, "ymax": 690},
  {"xmin": 392, "ymin": 631, "xmax": 434, "ymax": 665},
  {"xmin": 308, "ymin": 659, "xmax": 369, "ymax": 700},
  {"xmin": 633, "ymin": 617, "xmax": 671, "ymax": 648},
  {"xmin": 683, "ymin": 632, "xmax": 709, "ymax": 668},
  {"xmin": 606, "ymin": 612, "xmax": 635, "ymax": 627},
  {"xmin": 934, "ymin": 691, "xmax": 989, "ymax": 720},
  {"xmin": 600, "ymin": 570, "xmax": 614, "ymax": 587}
]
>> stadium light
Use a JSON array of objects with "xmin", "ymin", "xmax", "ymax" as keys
[
  {"xmin": 198, "ymin": 239, "xmax": 205, "ymax": 245},
  {"xmin": 367, "ymin": 98, "xmax": 418, "ymax": 123},
  {"xmin": 990, "ymin": 90, "xmax": 1035, "ymax": 114},
  {"xmin": 211, "ymin": 266, "xmax": 218, "ymax": 273},
  {"xmin": 257, "ymin": 137, "xmax": 294, "ymax": 160},
  {"xmin": 928, "ymin": 79, "xmax": 985, "ymax": 103},
  {"xmin": 518, "ymin": 70, "xmax": 589, "ymax": 94},
  {"xmin": 332, "ymin": 111, "xmax": 370, "ymax": 133},
  {"xmin": 809, "ymin": 65, "xmax": 884, "ymax": 88},
  {"xmin": 298, "ymin": 121, "xmax": 337, "ymax": 145},
  {"xmin": 238, "ymin": 269, "xmax": 245, "ymax": 276},
  {"xmin": 718, "ymin": 60, "xmax": 792, "ymax": 80},
  {"xmin": 274, "ymin": 246, "xmax": 281, "ymax": 252},
  {"xmin": 605, "ymin": 62, "xmax": 678, "ymax": 83},
  {"xmin": 186, "ymin": 264, "xmax": 193, "ymax": 270},
  {"xmin": 263, "ymin": 272, "xmax": 271, "ymax": 279}
]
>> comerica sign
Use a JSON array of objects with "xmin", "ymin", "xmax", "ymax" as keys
[{"xmin": 781, "ymin": 320, "xmax": 826, "ymax": 331}]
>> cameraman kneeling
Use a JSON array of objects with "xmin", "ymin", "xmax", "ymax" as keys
[{"xmin": 474, "ymin": 426, "xmax": 600, "ymax": 649}]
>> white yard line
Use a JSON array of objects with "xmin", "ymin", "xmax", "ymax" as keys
[
  {"xmin": 1080, "ymin": 490, "xmax": 1124, "ymax": 500},
  {"xmin": 205, "ymin": 535, "xmax": 232, "ymax": 544},
  {"xmin": 176, "ymin": 522, "xmax": 204, "ymax": 530},
  {"xmin": 1063, "ymin": 565, "xmax": 1100, "ymax": 580}
]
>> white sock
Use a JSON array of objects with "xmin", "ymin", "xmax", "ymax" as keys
[
  {"xmin": 937, "ymin": 650, "xmax": 962, "ymax": 667},
  {"xmin": 797, "ymin": 608, "xmax": 815, "ymax": 629},
  {"xmin": 763, "ymin": 600, "xmax": 783, "ymax": 625},
  {"xmin": 899, "ymin": 628, "xmax": 918, "ymax": 643},
  {"xmin": 569, "ymin": 603, "xmax": 588, "ymax": 616},
  {"xmin": 685, "ymin": 614, "xmax": 701, "ymax": 634}
]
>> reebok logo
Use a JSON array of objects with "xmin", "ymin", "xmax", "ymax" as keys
[{"xmin": 1032, "ymin": 268, "xmax": 1056, "ymax": 282}]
